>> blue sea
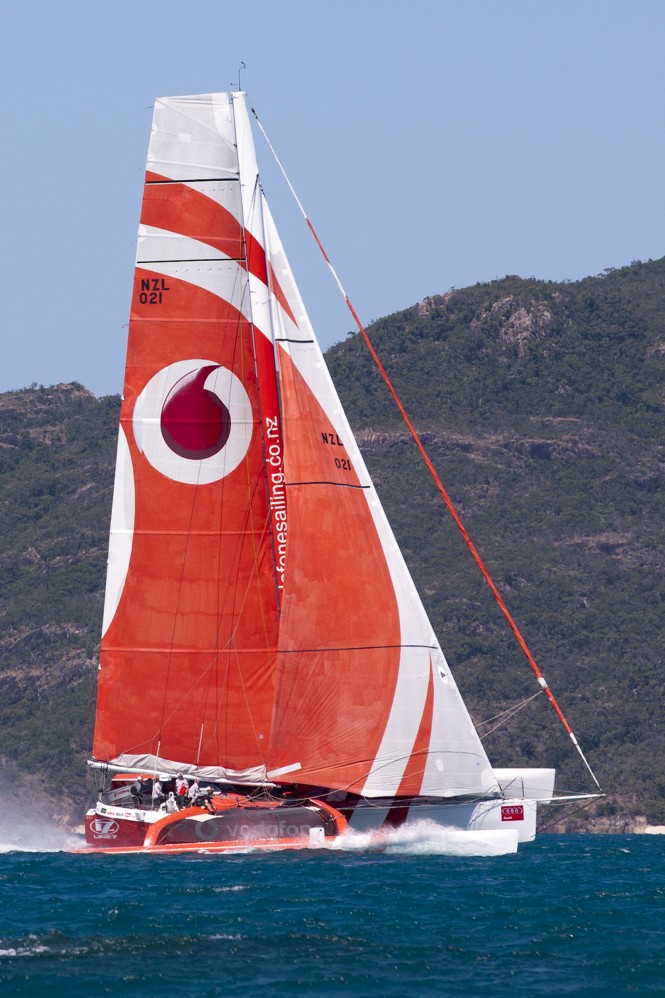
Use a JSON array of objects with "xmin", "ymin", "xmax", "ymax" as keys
[{"xmin": 0, "ymin": 826, "xmax": 663, "ymax": 996}]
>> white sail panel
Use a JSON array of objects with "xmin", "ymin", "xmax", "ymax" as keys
[
  {"xmin": 148, "ymin": 94, "xmax": 239, "ymax": 181},
  {"xmin": 101, "ymin": 426, "xmax": 135, "ymax": 637}
]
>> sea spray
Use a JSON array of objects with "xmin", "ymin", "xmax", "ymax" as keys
[
  {"xmin": 332, "ymin": 818, "xmax": 518, "ymax": 856},
  {"xmin": 0, "ymin": 793, "xmax": 82, "ymax": 853}
]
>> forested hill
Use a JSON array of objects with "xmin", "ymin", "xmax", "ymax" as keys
[{"xmin": 1, "ymin": 257, "xmax": 664, "ymax": 830}]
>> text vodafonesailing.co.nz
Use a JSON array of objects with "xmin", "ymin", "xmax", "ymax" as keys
[{"xmin": 266, "ymin": 415, "xmax": 286, "ymax": 589}]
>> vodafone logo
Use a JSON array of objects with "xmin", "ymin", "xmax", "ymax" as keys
[
  {"xmin": 133, "ymin": 360, "xmax": 253, "ymax": 484},
  {"xmin": 91, "ymin": 818, "xmax": 120, "ymax": 839}
]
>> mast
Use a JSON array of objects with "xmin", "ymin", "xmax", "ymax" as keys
[{"xmin": 232, "ymin": 93, "xmax": 287, "ymax": 608}]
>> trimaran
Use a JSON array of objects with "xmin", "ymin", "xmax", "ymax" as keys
[{"xmin": 83, "ymin": 91, "xmax": 602, "ymax": 855}]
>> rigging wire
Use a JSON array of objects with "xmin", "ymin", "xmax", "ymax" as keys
[
  {"xmin": 536, "ymin": 795, "xmax": 599, "ymax": 835},
  {"xmin": 251, "ymin": 103, "xmax": 602, "ymax": 793},
  {"xmin": 476, "ymin": 690, "xmax": 544, "ymax": 740}
]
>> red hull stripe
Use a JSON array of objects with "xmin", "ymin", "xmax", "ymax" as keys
[{"xmin": 74, "ymin": 838, "xmax": 335, "ymax": 855}]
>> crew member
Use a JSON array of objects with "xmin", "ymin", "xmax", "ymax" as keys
[
  {"xmin": 165, "ymin": 792, "xmax": 179, "ymax": 814},
  {"xmin": 152, "ymin": 777, "xmax": 167, "ymax": 808},
  {"xmin": 130, "ymin": 778, "xmax": 143, "ymax": 808}
]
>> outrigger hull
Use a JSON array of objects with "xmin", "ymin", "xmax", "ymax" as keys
[{"xmin": 83, "ymin": 796, "xmax": 347, "ymax": 853}]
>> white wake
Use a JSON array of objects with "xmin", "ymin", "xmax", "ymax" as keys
[{"xmin": 331, "ymin": 819, "xmax": 519, "ymax": 857}]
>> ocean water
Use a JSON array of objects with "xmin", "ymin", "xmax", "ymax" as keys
[{"xmin": 0, "ymin": 825, "xmax": 663, "ymax": 996}]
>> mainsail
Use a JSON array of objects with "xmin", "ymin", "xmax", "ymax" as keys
[
  {"xmin": 92, "ymin": 92, "xmax": 497, "ymax": 801},
  {"xmin": 93, "ymin": 94, "xmax": 281, "ymax": 782}
]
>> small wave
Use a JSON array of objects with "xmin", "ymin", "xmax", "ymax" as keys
[
  {"xmin": 0, "ymin": 933, "xmax": 55, "ymax": 959},
  {"xmin": 331, "ymin": 819, "xmax": 519, "ymax": 856},
  {"xmin": 0, "ymin": 946, "xmax": 48, "ymax": 959}
]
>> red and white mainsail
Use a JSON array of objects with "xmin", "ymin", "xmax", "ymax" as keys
[
  {"xmin": 93, "ymin": 94, "xmax": 282, "ymax": 782},
  {"xmin": 93, "ymin": 93, "xmax": 497, "ymax": 800}
]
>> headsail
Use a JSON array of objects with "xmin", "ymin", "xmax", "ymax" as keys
[{"xmin": 260, "ymin": 197, "xmax": 496, "ymax": 798}]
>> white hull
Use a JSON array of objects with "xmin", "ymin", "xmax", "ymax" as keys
[
  {"xmin": 345, "ymin": 768, "xmax": 555, "ymax": 844},
  {"xmin": 346, "ymin": 797, "xmax": 538, "ymax": 844}
]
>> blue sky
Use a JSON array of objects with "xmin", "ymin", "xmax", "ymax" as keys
[{"xmin": 2, "ymin": 0, "xmax": 664, "ymax": 396}]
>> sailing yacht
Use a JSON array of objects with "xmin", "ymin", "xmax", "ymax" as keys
[{"xmin": 83, "ymin": 92, "xmax": 599, "ymax": 855}]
